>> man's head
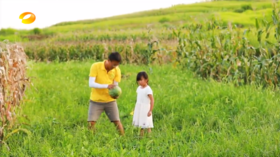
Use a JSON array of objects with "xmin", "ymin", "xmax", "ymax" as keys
[{"xmin": 107, "ymin": 52, "xmax": 121, "ymax": 70}]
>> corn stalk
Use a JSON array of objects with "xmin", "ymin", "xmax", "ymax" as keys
[
  {"xmin": 0, "ymin": 41, "xmax": 31, "ymax": 149},
  {"xmin": 174, "ymin": 4, "xmax": 280, "ymax": 88}
]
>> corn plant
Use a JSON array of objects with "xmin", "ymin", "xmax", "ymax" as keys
[
  {"xmin": 22, "ymin": 39, "xmax": 177, "ymax": 65},
  {"xmin": 173, "ymin": 3, "xmax": 280, "ymax": 89},
  {"xmin": 0, "ymin": 41, "xmax": 31, "ymax": 150}
]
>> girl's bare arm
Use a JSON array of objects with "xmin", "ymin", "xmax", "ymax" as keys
[{"xmin": 148, "ymin": 94, "xmax": 154, "ymax": 112}]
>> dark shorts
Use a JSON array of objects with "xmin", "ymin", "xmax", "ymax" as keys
[{"xmin": 87, "ymin": 100, "xmax": 120, "ymax": 122}]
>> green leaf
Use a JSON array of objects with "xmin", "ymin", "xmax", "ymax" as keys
[
  {"xmin": 265, "ymin": 40, "xmax": 274, "ymax": 45},
  {"xmin": 3, "ymin": 128, "xmax": 31, "ymax": 141},
  {"xmin": 243, "ymin": 29, "xmax": 248, "ymax": 36},
  {"xmin": 266, "ymin": 32, "xmax": 270, "ymax": 39},
  {"xmin": 277, "ymin": 25, "xmax": 280, "ymax": 36},
  {"xmin": 1, "ymin": 141, "xmax": 10, "ymax": 151},
  {"xmin": 195, "ymin": 41, "xmax": 202, "ymax": 50},
  {"xmin": 257, "ymin": 30, "xmax": 263, "ymax": 43},
  {"xmin": 272, "ymin": 14, "xmax": 278, "ymax": 25},
  {"xmin": 172, "ymin": 29, "xmax": 177, "ymax": 37},
  {"xmin": 266, "ymin": 22, "xmax": 271, "ymax": 32},
  {"xmin": 261, "ymin": 19, "xmax": 267, "ymax": 26},
  {"xmin": 256, "ymin": 19, "xmax": 260, "ymax": 29}
]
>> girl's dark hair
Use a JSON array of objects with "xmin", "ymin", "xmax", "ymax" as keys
[{"xmin": 136, "ymin": 71, "xmax": 149, "ymax": 84}]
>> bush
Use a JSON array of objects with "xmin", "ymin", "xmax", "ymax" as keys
[
  {"xmin": 241, "ymin": 4, "xmax": 253, "ymax": 11},
  {"xmin": 234, "ymin": 8, "xmax": 244, "ymax": 13},
  {"xmin": 0, "ymin": 28, "xmax": 16, "ymax": 36},
  {"xmin": 234, "ymin": 4, "xmax": 253, "ymax": 13},
  {"xmin": 32, "ymin": 28, "xmax": 42, "ymax": 35},
  {"xmin": 159, "ymin": 17, "xmax": 170, "ymax": 23}
]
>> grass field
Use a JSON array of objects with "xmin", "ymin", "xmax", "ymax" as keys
[
  {"xmin": 2, "ymin": 0, "xmax": 280, "ymax": 156},
  {"xmin": 1, "ymin": 60, "xmax": 280, "ymax": 156}
]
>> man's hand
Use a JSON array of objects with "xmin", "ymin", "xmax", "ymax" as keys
[
  {"xmin": 107, "ymin": 84, "xmax": 116, "ymax": 89},
  {"xmin": 111, "ymin": 96, "xmax": 119, "ymax": 99}
]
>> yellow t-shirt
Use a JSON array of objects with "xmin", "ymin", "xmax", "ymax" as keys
[{"xmin": 89, "ymin": 60, "xmax": 121, "ymax": 102}]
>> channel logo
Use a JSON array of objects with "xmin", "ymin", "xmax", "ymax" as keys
[{"xmin": 19, "ymin": 12, "xmax": 36, "ymax": 24}]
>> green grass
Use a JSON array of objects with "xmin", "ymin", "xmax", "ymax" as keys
[
  {"xmin": 1, "ymin": 60, "xmax": 280, "ymax": 156},
  {"xmin": 49, "ymin": 1, "xmax": 274, "ymax": 29},
  {"xmin": 37, "ymin": 1, "xmax": 277, "ymax": 36}
]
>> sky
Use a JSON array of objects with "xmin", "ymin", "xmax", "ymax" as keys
[{"xmin": 0, "ymin": 0, "xmax": 200, "ymax": 30}]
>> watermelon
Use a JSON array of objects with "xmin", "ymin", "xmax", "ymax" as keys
[{"xmin": 109, "ymin": 86, "xmax": 122, "ymax": 98}]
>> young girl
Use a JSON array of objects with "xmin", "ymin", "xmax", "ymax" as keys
[{"xmin": 132, "ymin": 71, "xmax": 154, "ymax": 136}]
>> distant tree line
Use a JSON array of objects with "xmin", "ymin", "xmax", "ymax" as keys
[{"xmin": 200, "ymin": 0, "xmax": 278, "ymax": 2}]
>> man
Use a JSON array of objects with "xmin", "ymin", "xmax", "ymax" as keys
[{"xmin": 88, "ymin": 52, "xmax": 124, "ymax": 135}]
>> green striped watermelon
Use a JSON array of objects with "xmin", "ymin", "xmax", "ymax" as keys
[{"xmin": 109, "ymin": 86, "xmax": 122, "ymax": 98}]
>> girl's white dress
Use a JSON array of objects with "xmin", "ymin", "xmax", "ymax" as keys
[{"xmin": 132, "ymin": 85, "xmax": 153, "ymax": 128}]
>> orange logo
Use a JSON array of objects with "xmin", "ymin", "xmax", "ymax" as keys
[{"xmin": 19, "ymin": 12, "xmax": 36, "ymax": 24}]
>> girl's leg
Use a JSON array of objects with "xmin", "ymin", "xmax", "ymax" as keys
[
  {"xmin": 147, "ymin": 128, "xmax": 152, "ymax": 137},
  {"xmin": 140, "ymin": 128, "xmax": 145, "ymax": 136},
  {"xmin": 147, "ymin": 128, "xmax": 151, "ymax": 134}
]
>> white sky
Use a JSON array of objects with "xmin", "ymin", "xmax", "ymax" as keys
[{"xmin": 0, "ymin": 0, "xmax": 199, "ymax": 30}]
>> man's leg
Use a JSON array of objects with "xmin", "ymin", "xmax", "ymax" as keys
[
  {"xmin": 112, "ymin": 121, "xmax": 124, "ymax": 136},
  {"xmin": 88, "ymin": 100, "xmax": 103, "ymax": 132},
  {"xmin": 88, "ymin": 121, "xmax": 96, "ymax": 131},
  {"xmin": 104, "ymin": 101, "xmax": 125, "ymax": 135}
]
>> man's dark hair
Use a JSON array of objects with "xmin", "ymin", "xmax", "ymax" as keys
[{"xmin": 108, "ymin": 52, "xmax": 122, "ymax": 62}]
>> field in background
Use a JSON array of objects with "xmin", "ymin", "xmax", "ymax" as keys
[
  {"xmin": 0, "ymin": 1, "xmax": 277, "ymax": 65},
  {"xmin": 0, "ymin": 1, "xmax": 275, "ymax": 42}
]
